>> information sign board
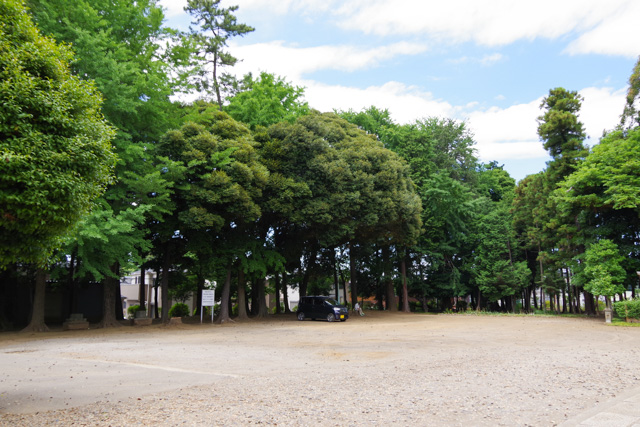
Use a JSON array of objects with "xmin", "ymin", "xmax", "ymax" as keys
[{"xmin": 201, "ymin": 289, "xmax": 215, "ymax": 323}]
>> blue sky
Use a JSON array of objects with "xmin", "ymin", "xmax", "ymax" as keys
[{"xmin": 160, "ymin": 0, "xmax": 638, "ymax": 182}]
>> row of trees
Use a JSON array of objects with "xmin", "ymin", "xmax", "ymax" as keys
[{"xmin": 1, "ymin": 0, "xmax": 639, "ymax": 331}]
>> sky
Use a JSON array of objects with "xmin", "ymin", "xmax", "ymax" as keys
[{"xmin": 159, "ymin": 0, "xmax": 638, "ymax": 182}]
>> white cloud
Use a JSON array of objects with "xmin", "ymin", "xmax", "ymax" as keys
[
  {"xmin": 222, "ymin": 0, "xmax": 637, "ymax": 57},
  {"xmin": 230, "ymin": 0, "xmax": 333, "ymax": 15},
  {"xmin": 230, "ymin": 41, "xmax": 428, "ymax": 80},
  {"xmin": 565, "ymin": 2, "xmax": 640, "ymax": 58},
  {"xmin": 466, "ymin": 99, "xmax": 546, "ymax": 161},
  {"xmin": 480, "ymin": 53, "xmax": 503, "ymax": 66},
  {"xmin": 450, "ymin": 53, "xmax": 504, "ymax": 66},
  {"xmin": 579, "ymin": 86, "xmax": 627, "ymax": 140},
  {"xmin": 465, "ymin": 86, "xmax": 628, "ymax": 163},
  {"xmin": 300, "ymin": 79, "xmax": 548, "ymax": 164},
  {"xmin": 159, "ymin": 0, "xmax": 186, "ymax": 18},
  {"xmin": 337, "ymin": 0, "xmax": 630, "ymax": 47},
  {"xmin": 303, "ymin": 80, "xmax": 455, "ymax": 123}
]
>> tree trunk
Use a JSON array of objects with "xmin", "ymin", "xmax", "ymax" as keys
[
  {"xmin": 98, "ymin": 263, "xmax": 122, "ymax": 328},
  {"xmin": 250, "ymin": 278, "xmax": 259, "ymax": 316},
  {"xmin": 115, "ymin": 279, "xmax": 124, "ymax": 321},
  {"xmin": 213, "ymin": 56, "xmax": 223, "ymax": 110},
  {"xmin": 341, "ymin": 273, "xmax": 349, "ymax": 307},
  {"xmin": 584, "ymin": 290, "xmax": 595, "ymax": 315},
  {"xmin": 161, "ymin": 250, "xmax": 170, "ymax": 324},
  {"xmin": 194, "ymin": 273, "xmax": 204, "ymax": 316},
  {"xmin": 538, "ymin": 243, "xmax": 545, "ymax": 312},
  {"xmin": 332, "ymin": 248, "xmax": 340, "ymax": 302},
  {"xmin": 382, "ymin": 245, "xmax": 396, "ymax": 312},
  {"xmin": 282, "ymin": 271, "xmax": 291, "ymax": 314},
  {"xmin": 154, "ymin": 274, "xmax": 159, "ymax": 319},
  {"xmin": 400, "ymin": 248, "xmax": 410, "ymax": 312},
  {"xmin": 22, "ymin": 268, "xmax": 49, "ymax": 332},
  {"xmin": 274, "ymin": 272, "xmax": 282, "ymax": 314},
  {"xmin": 254, "ymin": 278, "xmax": 269, "ymax": 318},
  {"xmin": 523, "ymin": 287, "xmax": 531, "ymax": 312},
  {"xmin": 217, "ymin": 267, "xmax": 233, "ymax": 323},
  {"xmin": 138, "ymin": 267, "xmax": 146, "ymax": 311},
  {"xmin": 236, "ymin": 267, "xmax": 249, "ymax": 319},
  {"xmin": 68, "ymin": 250, "xmax": 78, "ymax": 316},
  {"xmin": 349, "ymin": 242, "xmax": 357, "ymax": 309},
  {"xmin": 301, "ymin": 249, "xmax": 315, "ymax": 298}
]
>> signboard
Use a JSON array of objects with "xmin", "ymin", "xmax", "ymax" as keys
[{"xmin": 201, "ymin": 289, "xmax": 215, "ymax": 323}]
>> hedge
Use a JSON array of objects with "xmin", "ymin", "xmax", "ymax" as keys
[{"xmin": 613, "ymin": 299, "xmax": 640, "ymax": 321}]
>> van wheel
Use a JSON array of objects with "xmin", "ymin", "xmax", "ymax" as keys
[
  {"xmin": 326, "ymin": 313, "xmax": 335, "ymax": 322},
  {"xmin": 297, "ymin": 312, "xmax": 305, "ymax": 321}
]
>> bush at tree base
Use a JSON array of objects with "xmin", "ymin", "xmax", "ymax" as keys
[
  {"xmin": 168, "ymin": 303, "xmax": 189, "ymax": 318},
  {"xmin": 126, "ymin": 305, "xmax": 141, "ymax": 319},
  {"xmin": 614, "ymin": 299, "xmax": 640, "ymax": 321}
]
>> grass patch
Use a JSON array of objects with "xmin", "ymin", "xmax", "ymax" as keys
[{"xmin": 610, "ymin": 319, "xmax": 640, "ymax": 327}]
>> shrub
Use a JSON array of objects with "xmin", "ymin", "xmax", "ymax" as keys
[
  {"xmin": 127, "ymin": 304, "xmax": 140, "ymax": 320},
  {"xmin": 614, "ymin": 299, "xmax": 640, "ymax": 321},
  {"xmin": 271, "ymin": 303, "xmax": 286, "ymax": 314},
  {"xmin": 409, "ymin": 301, "xmax": 421, "ymax": 312},
  {"xmin": 168, "ymin": 302, "xmax": 189, "ymax": 318}
]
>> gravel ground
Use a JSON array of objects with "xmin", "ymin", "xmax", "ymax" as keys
[{"xmin": 1, "ymin": 312, "xmax": 639, "ymax": 426}]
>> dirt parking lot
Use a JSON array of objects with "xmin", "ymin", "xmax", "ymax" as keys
[{"xmin": 1, "ymin": 312, "xmax": 639, "ymax": 426}]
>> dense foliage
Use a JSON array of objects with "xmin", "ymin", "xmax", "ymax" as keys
[
  {"xmin": 0, "ymin": 0, "xmax": 115, "ymax": 267},
  {"xmin": 1, "ymin": 1, "xmax": 639, "ymax": 330}
]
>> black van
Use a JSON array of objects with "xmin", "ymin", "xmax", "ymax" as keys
[{"xmin": 296, "ymin": 296, "xmax": 349, "ymax": 322}]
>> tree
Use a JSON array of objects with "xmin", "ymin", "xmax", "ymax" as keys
[
  {"xmin": 620, "ymin": 56, "xmax": 640, "ymax": 131},
  {"xmin": 533, "ymin": 88, "xmax": 588, "ymax": 313},
  {"xmin": 0, "ymin": 0, "xmax": 115, "ymax": 268},
  {"xmin": 0, "ymin": 0, "xmax": 116, "ymax": 332},
  {"xmin": 185, "ymin": 0, "xmax": 254, "ymax": 109},
  {"xmin": 28, "ymin": 0, "xmax": 186, "ymax": 146},
  {"xmin": 557, "ymin": 128, "xmax": 640, "ymax": 298},
  {"xmin": 158, "ymin": 111, "xmax": 268, "ymax": 323},
  {"xmin": 512, "ymin": 173, "xmax": 553, "ymax": 311},
  {"xmin": 72, "ymin": 202, "xmax": 152, "ymax": 327},
  {"xmin": 472, "ymin": 191, "xmax": 530, "ymax": 310},
  {"xmin": 29, "ymin": 0, "xmax": 195, "ymax": 327},
  {"xmin": 578, "ymin": 240, "xmax": 626, "ymax": 321},
  {"xmin": 225, "ymin": 72, "xmax": 309, "ymax": 129},
  {"xmin": 537, "ymin": 88, "xmax": 587, "ymax": 180},
  {"xmin": 259, "ymin": 112, "xmax": 421, "ymax": 308}
]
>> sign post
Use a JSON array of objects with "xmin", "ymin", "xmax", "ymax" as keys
[{"xmin": 201, "ymin": 289, "xmax": 215, "ymax": 323}]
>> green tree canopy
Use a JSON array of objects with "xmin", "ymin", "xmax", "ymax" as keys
[
  {"xmin": 185, "ymin": 0, "xmax": 254, "ymax": 109},
  {"xmin": 0, "ymin": 0, "xmax": 116, "ymax": 266},
  {"xmin": 557, "ymin": 128, "xmax": 640, "ymax": 290},
  {"xmin": 558, "ymin": 128, "xmax": 640, "ymax": 212},
  {"xmin": 620, "ymin": 56, "xmax": 640, "ymax": 131},
  {"xmin": 225, "ymin": 72, "xmax": 309, "ymax": 129},
  {"xmin": 578, "ymin": 239, "xmax": 626, "ymax": 310},
  {"xmin": 537, "ymin": 88, "xmax": 587, "ymax": 180}
]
